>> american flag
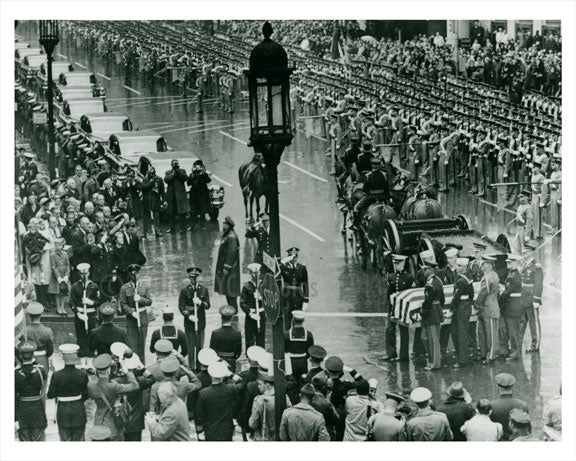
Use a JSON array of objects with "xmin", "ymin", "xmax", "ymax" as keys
[
  {"xmin": 390, "ymin": 282, "xmax": 481, "ymax": 325},
  {"xmin": 15, "ymin": 262, "xmax": 26, "ymax": 341}
]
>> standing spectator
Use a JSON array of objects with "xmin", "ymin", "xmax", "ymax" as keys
[
  {"xmin": 249, "ymin": 373, "xmax": 291, "ymax": 441},
  {"xmin": 164, "ymin": 159, "xmax": 190, "ymax": 234},
  {"xmin": 279, "ymin": 384, "xmax": 330, "ymax": 441},
  {"xmin": 214, "ymin": 216, "xmax": 241, "ymax": 311},
  {"xmin": 433, "ymin": 32, "xmax": 445, "ymax": 47},
  {"xmin": 49, "ymin": 237, "xmax": 71, "ymax": 316},
  {"xmin": 20, "ymin": 192, "xmax": 40, "ymax": 227},
  {"xmin": 509, "ymin": 409, "xmax": 539, "ymax": 441},
  {"xmin": 23, "ymin": 218, "xmax": 50, "ymax": 306},
  {"xmin": 406, "ymin": 387, "xmax": 453, "ymax": 441},
  {"xmin": 310, "ymin": 373, "xmax": 340, "ymax": 440},
  {"xmin": 187, "ymin": 159, "xmax": 212, "ymax": 230},
  {"xmin": 437, "ymin": 382, "xmax": 475, "ymax": 441},
  {"xmin": 145, "ymin": 382, "xmax": 191, "ymax": 441},
  {"xmin": 366, "ymin": 392, "xmax": 407, "ymax": 441},
  {"xmin": 141, "ymin": 167, "xmax": 165, "ymax": 238},
  {"xmin": 343, "ymin": 379, "xmax": 373, "ymax": 441},
  {"xmin": 125, "ymin": 172, "xmax": 145, "ymax": 238},
  {"xmin": 489, "ymin": 373, "xmax": 529, "ymax": 441},
  {"xmin": 461, "ymin": 399, "xmax": 503, "ymax": 441}
]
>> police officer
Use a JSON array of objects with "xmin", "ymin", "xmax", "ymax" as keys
[
  {"xmin": 284, "ymin": 310, "xmax": 315, "ymax": 383},
  {"xmin": 449, "ymin": 258, "xmax": 474, "ymax": 368},
  {"xmin": 280, "ymin": 247, "xmax": 310, "ymax": 330},
  {"xmin": 70, "ymin": 263, "xmax": 101, "ymax": 366},
  {"xmin": 209, "ymin": 305, "xmax": 242, "ymax": 371},
  {"xmin": 384, "ymin": 254, "xmax": 414, "ymax": 362},
  {"xmin": 499, "ymin": 254, "xmax": 525, "ymax": 361},
  {"xmin": 90, "ymin": 303, "xmax": 129, "ymax": 355},
  {"xmin": 353, "ymin": 157, "xmax": 390, "ymax": 230},
  {"xmin": 520, "ymin": 243, "xmax": 544, "ymax": 353},
  {"xmin": 47, "ymin": 344, "xmax": 89, "ymax": 441},
  {"xmin": 15, "ymin": 341, "xmax": 48, "ymax": 441},
  {"xmin": 489, "ymin": 373, "xmax": 529, "ymax": 441},
  {"xmin": 149, "ymin": 307, "xmax": 188, "ymax": 356},
  {"xmin": 24, "ymin": 301, "xmax": 54, "ymax": 372},
  {"xmin": 240, "ymin": 263, "xmax": 266, "ymax": 349},
  {"xmin": 419, "ymin": 259, "xmax": 445, "ymax": 371},
  {"xmin": 406, "ymin": 387, "xmax": 453, "ymax": 441},
  {"xmin": 178, "ymin": 266, "xmax": 210, "ymax": 370},
  {"xmin": 302, "ymin": 345, "xmax": 327, "ymax": 384}
]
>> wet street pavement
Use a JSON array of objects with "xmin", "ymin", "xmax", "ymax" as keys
[{"xmin": 19, "ymin": 26, "xmax": 562, "ymax": 436}]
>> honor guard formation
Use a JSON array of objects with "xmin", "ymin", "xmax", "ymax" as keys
[{"xmin": 14, "ymin": 19, "xmax": 562, "ymax": 443}]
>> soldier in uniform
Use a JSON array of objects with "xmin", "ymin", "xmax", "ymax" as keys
[
  {"xmin": 352, "ymin": 157, "xmax": 390, "ymax": 230},
  {"xmin": 498, "ymin": 254, "xmax": 525, "ymax": 362},
  {"xmin": 90, "ymin": 303, "xmax": 129, "ymax": 355},
  {"xmin": 302, "ymin": 345, "xmax": 327, "ymax": 384},
  {"xmin": 24, "ymin": 301, "xmax": 54, "ymax": 372},
  {"xmin": 514, "ymin": 190, "xmax": 535, "ymax": 254},
  {"xmin": 489, "ymin": 373, "xmax": 529, "ymax": 441},
  {"xmin": 284, "ymin": 310, "xmax": 315, "ymax": 383},
  {"xmin": 149, "ymin": 307, "xmax": 188, "ymax": 356},
  {"xmin": 546, "ymin": 154, "xmax": 562, "ymax": 231},
  {"xmin": 47, "ymin": 344, "xmax": 89, "ymax": 441},
  {"xmin": 188, "ymin": 347, "xmax": 218, "ymax": 426},
  {"xmin": 384, "ymin": 254, "xmax": 414, "ymax": 362},
  {"xmin": 419, "ymin": 259, "xmax": 445, "ymax": 371},
  {"xmin": 147, "ymin": 339, "xmax": 185, "ymax": 382},
  {"xmin": 209, "ymin": 305, "xmax": 242, "ymax": 371},
  {"xmin": 475, "ymin": 255, "xmax": 501, "ymax": 364},
  {"xmin": 120, "ymin": 264, "xmax": 152, "ymax": 365},
  {"xmin": 355, "ymin": 139, "xmax": 374, "ymax": 177},
  {"xmin": 438, "ymin": 247, "xmax": 459, "ymax": 357},
  {"xmin": 178, "ymin": 266, "xmax": 210, "ymax": 370},
  {"xmin": 328, "ymin": 111, "xmax": 342, "ymax": 175},
  {"xmin": 15, "ymin": 341, "xmax": 47, "ymax": 441},
  {"xmin": 70, "ymin": 263, "xmax": 101, "ymax": 366},
  {"xmin": 520, "ymin": 243, "xmax": 544, "ymax": 353},
  {"xmin": 240, "ymin": 263, "xmax": 266, "ymax": 349},
  {"xmin": 406, "ymin": 387, "xmax": 453, "ymax": 441},
  {"xmin": 530, "ymin": 161, "xmax": 546, "ymax": 239},
  {"xmin": 475, "ymin": 127, "xmax": 491, "ymax": 197},
  {"xmin": 449, "ymin": 258, "xmax": 475, "ymax": 368},
  {"xmin": 280, "ymin": 247, "xmax": 310, "ymax": 330},
  {"xmin": 245, "ymin": 213, "xmax": 271, "ymax": 265}
]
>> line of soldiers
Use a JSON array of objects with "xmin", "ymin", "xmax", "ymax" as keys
[{"xmin": 383, "ymin": 241, "xmax": 543, "ymax": 371}]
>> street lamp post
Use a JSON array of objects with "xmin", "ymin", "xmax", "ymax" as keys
[
  {"xmin": 39, "ymin": 20, "xmax": 60, "ymax": 181},
  {"xmin": 245, "ymin": 21, "xmax": 294, "ymax": 440}
]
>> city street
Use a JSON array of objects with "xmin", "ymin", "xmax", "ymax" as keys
[{"xmin": 20, "ymin": 25, "xmax": 562, "ymax": 437}]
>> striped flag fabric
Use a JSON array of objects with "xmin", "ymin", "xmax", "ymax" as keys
[
  {"xmin": 15, "ymin": 263, "xmax": 26, "ymax": 341},
  {"xmin": 390, "ymin": 282, "xmax": 481, "ymax": 325}
]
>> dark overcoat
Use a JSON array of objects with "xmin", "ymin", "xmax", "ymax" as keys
[
  {"xmin": 164, "ymin": 167, "xmax": 190, "ymax": 215},
  {"xmin": 214, "ymin": 229, "xmax": 241, "ymax": 297}
]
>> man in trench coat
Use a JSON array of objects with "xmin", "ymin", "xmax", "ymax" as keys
[
  {"xmin": 214, "ymin": 216, "xmax": 241, "ymax": 311},
  {"xmin": 164, "ymin": 159, "xmax": 190, "ymax": 234}
]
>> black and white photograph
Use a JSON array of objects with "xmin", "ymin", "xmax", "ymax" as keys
[{"xmin": 1, "ymin": 1, "xmax": 575, "ymax": 460}]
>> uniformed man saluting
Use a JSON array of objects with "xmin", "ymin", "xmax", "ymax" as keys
[
  {"xmin": 23, "ymin": 302, "xmax": 54, "ymax": 372},
  {"xmin": 70, "ymin": 263, "xmax": 101, "ymax": 366},
  {"xmin": 302, "ymin": 345, "xmax": 327, "ymax": 384},
  {"xmin": 280, "ymin": 247, "xmax": 310, "ymax": 330},
  {"xmin": 209, "ymin": 305, "xmax": 242, "ymax": 372},
  {"xmin": 284, "ymin": 310, "xmax": 314, "ymax": 383},
  {"xmin": 240, "ymin": 263, "xmax": 266, "ymax": 349},
  {"xmin": 15, "ymin": 341, "xmax": 48, "ymax": 441},
  {"xmin": 179, "ymin": 266, "xmax": 210, "ymax": 370}
]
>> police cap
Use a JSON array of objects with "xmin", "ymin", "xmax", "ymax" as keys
[
  {"xmin": 292, "ymin": 310, "xmax": 305, "ymax": 321},
  {"xmin": 324, "ymin": 356, "xmax": 343, "ymax": 373},
  {"xmin": 198, "ymin": 347, "xmax": 219, "ymax": 366},
  {"xmin": 186, "ymin": 266, "xmax": 202, "ymax": 275},
  {"xmin": 99, "ymin": 303, "xmax": 116, "ymax": 316},
  {"xmin": 308, "ymin": 345, "xmax": 327, "ymax": 360},
  {"xmin": 110, "ymin": 342, "xmax": 129, "ymax": 358},
  {"xmin": 246, "ymin": 345, "xmax": 265, "ymax": 363},
  {"xmin": 26, "ymin": 301, "xmax": 44, "ymax": 316},
  {"xmin": 219, "ymin": 305, "xmax": 236, "ymax": 318},
  {"xmin": 18, "ymin": 340, "xmax": 38, "ymax": 354},
  {"xmin": 410, "ymin": 387, "xmax": 432, "ymax": 403}
]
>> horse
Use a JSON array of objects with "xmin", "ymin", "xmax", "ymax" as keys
[
  {"xmin": 399, "ymin": 182, "xmax": 442, "ymax": 220},
  {"xmin": 359, "ymin": 202, "xmax": 397, "ymax": 271},
  {"xmin": 238, "ymin": 155, "xmax": 268, "ymax": 224}
]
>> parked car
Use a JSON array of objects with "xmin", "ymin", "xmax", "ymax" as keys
[
  {"xmin": 79, "ymin": 112, "xmax": 133, "ymax": 142},
  {"xmin": 60, "ymin": 97, "xmax": 107, "ymax": 123}
]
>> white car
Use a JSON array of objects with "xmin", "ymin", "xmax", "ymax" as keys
[
  {"xmin": 79, "ymin": 112, "xmax": 133, "ymax": 142},
  {"xmin": 60, "ymin": 96, "xmax": 107, "ymax": 123}
]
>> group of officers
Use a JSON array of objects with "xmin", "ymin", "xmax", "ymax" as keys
[{"xmin": 383, "ymin": 240, "xmax": 543, "ymax": 371}]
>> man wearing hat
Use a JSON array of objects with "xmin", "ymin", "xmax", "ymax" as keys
[
  {"xmin": 149, "ymin": 306, "xmax": 188, "ymax": 357},
  {"xmin": 147, "ymin": 339, "xmax": 185, "ymax": 382},
  {"xmin": 90, "ymin": 302, "xmax": 129, "ymax": 356},
  {"xmin": 24, "ymin": 301, "xmax": 54, "ymax": 372},
  {"xmin": 384, "ymin": 254, "xmax": 414, "ymax": 362},
  {"xmin": 438, "ymin": 246, "xmax": 460, "ymax": 357},
  {"xmin": 280, "ymin": 247, "xmax": 310, "ymax": 330},
  {"xmin": 514, "ymin": 190, "xmax": 534, "ymax": 253},
  {"xmin": 352, "ymin": 156, "xmax": 390, "ymax": 230},
  {"xmin": 214, "ymin": 216, "xmax": 241, "ymax": 311},
  {"xmin": 475, "ymin": 255, "xmax": 501, "ymax": 364},
  {"xmin": 302, "ymin": 345, "xmax": 327, "ymax": 384},
  {"xmin": 498, "ymin": 254, "xmax": 524, "ymax": 361},
  {"xmin": 546, "ymin": 154, "xmax": 562, "ymax": 231},
  {"xmin": 437, "ymin": 382, "xmax": 475, "ymax": 441},
  {"xmin": 15, "ymin": 341, "xmax": 48, "ymax": 441},
  {"xmin": 284, "ymin": 310, "xmax": 315, "ymax": 383},
  {"xmin": 407, "ymin": 125, "xmax": 423, "ymax": 179},
  {"xmin": 366, "ymin": 391, "xmax": 407, "ymax": 441},
  {"xmin": 509, "ymin": 408, "xmax": 539, "ymax": 441},
  {"xmin": 187, "ymin": 159, "xmax": 212, "ymax": 230},
  {"xmin": 120, "ymin": 263, "xmax": 152, "ymax": 362},
  {"xmin": 420, "ymin": 259, "xmax": 445, "ymax": 371},
  {"xmin": 209, "ymin": 305, "xmax": 242, "ymax": 371},
  {"xmin": 474, "ymin": 127, "xmax": 491, "ymax": 197},
  {"xmin": 490, "ymin": 372, "xmax": 529, "ymax": 441},
  {"xmin": 449, "ymin": 258, "xmax": 475, "ymax": 368},
  {"xmin": 245, "ymin": 213, "xmax": 271, "ymax": 265},
  {"xmin": 309, "ymin": 373, "xmax": 340, "ymax": 440},
  {"xmin": 47, "ymin": 344, "xmax": 90, "ymax": 441},
  {"xmin": 20, "ymin": 152, "xmax": 39, "ymax": 195},
  {"xmin": 279, "ymin": 383, "xmax": 330, "ymax": 441},
  {"xmin": 70, "ymin": 262, "xmax": 101, "ymax": 365},
  {"xmin": 164, "ymin": 159, "xmax": 190, "ymax": 234},
  {"xmin": 142, "ymin": 166, "xmax": 165, "ymax": 238},
  {"xmin": 406, "ymin": 387, "xmax": 453, "ymax": 441},
  {"xmin": 520, "ymin": 243, "xmax": 544, "ymax": 353},
  {"xmin": 87, "ymin": 353, "xmax": 139, "ymax": 440},
  {"xmin": 179, "ymin": 265, "xmax": 210, "ymax": 370},
  {"xmin": 530, "ymin": 161, "xmax": 546, "ymax": 239},
  {"xmin": 328, "ymin": 110, "xmax": 342, "ymax": 175},
  {"xmin": 355, "ymin": 139, "xmax": 374, "ymax": 176},
  {"xmin": 240, "ymin": 262, "xmax": 266, "ymax": 348}
]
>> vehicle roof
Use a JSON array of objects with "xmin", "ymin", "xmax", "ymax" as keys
[
  {"xmin": 61, "ymin": 71, "xmax": 95, "ymax": 77},
  {"xmin": 60, "ymin": 85, "xmax": 94, "ymax": 91},
  {"xmin": 137, "ymin": 152, "xmax": 201, "ymax": 172},
  {"xmin": 110, "ymin": 130, "xmax": 162, "ymax": 140},
  {"xmin": 63, "ymin": 97, "xmax": 102, "ymax": 103},
  {"xmin": 81, "ymin": 112, "xmax": 129, "ymax": 119},
  {"xmin": 24, "ymin": 54, "xmax": 46, "ymax": 63}
]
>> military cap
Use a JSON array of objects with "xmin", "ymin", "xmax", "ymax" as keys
[
  {"xmin": 22, "ymin": 152, "xmax": 36, "ymax": 159},
  {"xmin": 246, "ymin": 345, "xmax": 265, "ymax": 362},
  {"xmin": 110, "ymin": 342, "xmax": 129, "ymax": 358},
  {"xmin": 552, "ymin": 154, "xmax": 562, "ymax": 162},
  {"xmin": 291, "ymin": 311, "xmax": 305, "ymax": 322},
  {"xmin": 186, "ymin": 266, "xmax": 202, "ymax": 275},
  {"xmin": 59, "ymin": 343, "xmax": 79, "ymax": 355},
  {"xmin": 93, "ymin": 354, "xmax": 112, "ymax": 370},
  {"xmin": 495, "ymin": 372, "xmax": 516, "ymax": 387},
  {"xmin": 506, "ymin": 254, "xmax": 523, "ymax": 263},
  {"xmin": 219, "ymin": 305, "xmax": 236, "ymax": 318},
  {"xmin": 444, "ymin": 247, "xmax": 458, "ymax": 258},
  {"xmin": 26, "ymin": 301, "xmax": 44, "ymax": 315},
  {"xmin": 160, "ymin": 356, "xmax": 180, "ymax": 374},
  {"xmin": 76, "ymin": 263, "xmax": 90, "ymax": 273},
  {"xmin": 88, "ymin": 425, "xmax": 112, "ymax": 441},
  {"xmin": 198, "ymin": 347, "xmax": 219, "ymax": 366},
  {"xmin": 419, "ymin": 249, "xmax": 435, "ymax": 261},
  {"xmin": 421, "ymin": 259, "xmax": 438, "ymax": 268},
  {"xmin": 125, "ymin": 263, "xmax": 141, "ymax": 274},
  {"xmin": 286, "ymin": 247, "xmax": 300, "ymax": 255},
  {"xmin": 223, "ymin": 216, "xmax": 235, "ymax": 227},
  {"xmin": 308, "ymin": 345, "xmax": 327, "ymax": 360},
  {"xmin": 532, "ymin": 160, "xmax": 542, "ymax": 168},
  {"xmin": 456, "ymin": 257, "xmax": 470, "ymax": 266},
  {"xmin": 362, "ymin": 139, "xmax": 373, "ymax": 148},
  {"xmin": 247, "ymin": 263, "xmax": 261, "ymax": 273},
  {"xmin": 523, "ymin": 241, "xmax": 537, "ymax": 251},
  {"xmin": 410, "ymin": 387, "xmax": 432, "ymax": 403},
  {"xmin": 154, "ymin": 339, "xmax": 173, "ymax": 354},
  {"xmin": 392, "ymin": 254, "xmax": 408, "ymax": 262},
  {"xmin": 384, "ymin": 391, "xmax": 406, "ymax": 404},
  {"xmin": 99, "ymin": 303, "xmax": 116, "ymax": 316},
  {"xmin": 208, "ymin": 361, "xmax": 230, "ymax": 379},
  {"xmin": 193, "ymin": 159, "xmax": 204, "ymax": 167},
  {"xmin": 18, "ymin": 340, "xmax": 38, "ymax": 354},
  {"xmin": 325, "ymin": 356, "xmax": 344, "ymax": 373},
  {"xmin": 482, "ymin": 255, "xmax": 497, "ymax": 262},
  {"xmin": 509, "ymin": 408, "xmax": 531, "ymax": 424},
  {"xmin": 300, "ymin": 383, "xmax": 316, "ymax": 397}
]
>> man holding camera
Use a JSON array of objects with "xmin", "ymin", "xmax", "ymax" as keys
[
  {"xmin": 187, "ymin": 159, "xmax": 212, "ymax": 230},
  {"xmin": 142, "ymin": 167, "xmax": 165, "ymax": 238},
  {"xmin": 164, "ymin": 159, "xmax": 190, "ymax": 234}
]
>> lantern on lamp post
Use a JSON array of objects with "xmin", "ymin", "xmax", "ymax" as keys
[
  {"xmin": 39, "ymin": 20, "xmax": 60, "ymax": 180},
  {"xmin": 245, "ymin": 21, "xmax": 294, "ymax": 440}
]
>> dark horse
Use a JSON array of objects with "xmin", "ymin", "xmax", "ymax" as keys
[
  {"xmin": 359, "ymin": 202, "xmax": 397, "ymax": 270},
  {"xmin": 238, "ymin": 154, "xmax": 268, "ymax": 224}
]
